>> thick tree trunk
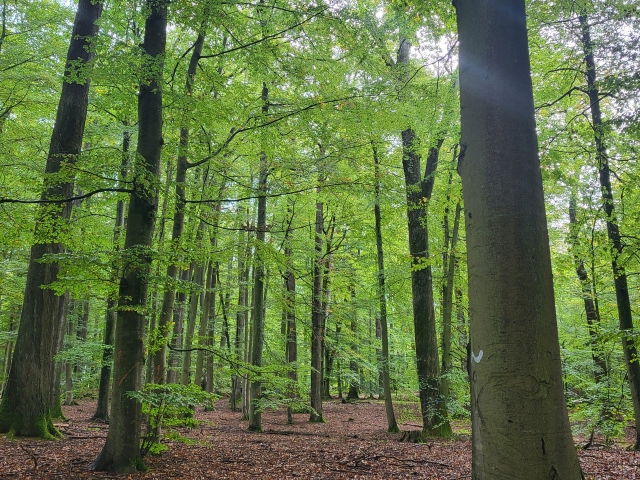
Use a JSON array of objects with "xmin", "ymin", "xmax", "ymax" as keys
[
  {"xmin": 455, "ymin": 0, "xmax": 583, "ymax": 476},
  {"xmin": 0, "ymin": 0, "xmax": 103, "ymax": 439},
  {"xmin": 578, "ymin": 13, "xmax": 640, "ymax": 450},
  {"xmin": 373, "ymin": 144, "xmax": 398, "ymax": 432},
  {"xmin": 94, "ymin": 131, "xmax": 130, "ymax": 421},
  {"xmin": 90, "ymin": 0, "xmax": 166, "ymax": 472}
]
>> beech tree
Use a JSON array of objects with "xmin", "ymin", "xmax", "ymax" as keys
[
  {"xmin": 0, "ymin": 0, "xmax": 103, "ymax": 439},
  {"xmin": 455, "ymin": 0, "xmax": 583, "ymax": 476}
]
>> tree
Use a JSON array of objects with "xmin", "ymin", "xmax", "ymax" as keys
[
  {"xmin": 577, "ymin": 11, "xmax": 640, "ymax": 450},
  {"xmin": 455, "ymin": 0, "xmax": 583, "ymax": 476},
  {"xmin": 91, "ymin": 0, "xmax": 167, "ymax": 471},
  {"xmin": 0, "ymin": 0, "xmax": 103, "ymax": 439}
]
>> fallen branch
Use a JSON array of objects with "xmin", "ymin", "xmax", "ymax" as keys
[{"xmin": 18, "ymin": 444, "xmax": 38, "ymax": 471}]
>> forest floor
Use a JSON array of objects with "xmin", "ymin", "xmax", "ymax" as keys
[{"xmin": 0, "ymin": 397, "xmax": 638, "ymax": 479}]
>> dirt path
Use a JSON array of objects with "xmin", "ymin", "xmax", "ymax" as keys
[{"xmin": 0, "ymin": 398, "xmax": 637, "ymax": 479}]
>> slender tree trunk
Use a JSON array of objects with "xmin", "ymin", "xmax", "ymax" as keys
[
  {"xmin": 309, "ymin": 189, "xmax": 324, "ymax": 422},
  {"xmin": 167, "ymin": 267, "xmax": 190, "ymax": 384},
  {"xmin": 0, "ymin": 0, "xmax": 103, "ymax": 438},
  {"xmin": 182, "ymin": 259, "xmax": 205, "ymax": 386},
  {"xmin": 248, "ymin": 84, "xmax": 269, "ymax": 432},
  {"xmin": 91, "ymin": 0, "xmax": 166, "ymax": 471},
  {"xmin": 373, "ymin": 143, "xmax": 398, "ymax": 432},
  {"xmin": 284, "ymin": 202, "xmax": 297, "ymax": 423},
  {"xmin": 455, "ymin": 0, "xmax": 583, "ymax": 476},
  {"xmin": 232, "ymin": 226, "xmax": 249, "ymax": 411},
  {"xmin": 94, "ymin": 130, "xmax": 130, "ymax": 420},
  {"xmin": 578, "ymin": 13, "xmax": 640, "ymax": 450},
  {"xmin": 153, "ymin": 29, "xmax": 206, "ymax": 384},
  {"xmin": 440, "ymin": 200, "xmax": 461, "ymax": 401},
  {"xmin": 196, "ymin": 261, "xmax": 215, "ymax": 388},
  {"xmin": 347, "ymin": 286, "xmax": 360, "ymax": 401},
  {"xmin": 568, "ymin": 197, "xmax": 607, "ymax": 382}
]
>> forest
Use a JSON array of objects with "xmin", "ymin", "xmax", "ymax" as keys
[{"xmin": 0, "ymin": 0, "xmax": 639, "ymax": 478}]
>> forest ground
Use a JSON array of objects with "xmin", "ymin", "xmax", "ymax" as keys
[{"xmin": 0, "ymin": 397, "xmax": 638, "ymax": 479}]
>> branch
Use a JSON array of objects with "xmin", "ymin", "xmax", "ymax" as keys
[
  {"xmin": 184, "ymin": 181, "xmax": 372, "ymax": 204},
  {"xmin": 199, "ymin": 8, "xmax": 327, "ymax": 59},
  {"xmin": 0, "ymin": 188, "xmax": 133, "ymax": 205}
]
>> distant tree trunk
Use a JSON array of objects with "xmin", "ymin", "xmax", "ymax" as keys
[
  {"xmin": 284, "ymin": 202, "xmax": 297, "ymax": 424},
  {"xmin": 196, "ymin": 261, "xmax": 216, "ymax": 388},
  {"xmin": 309, "ymin": 157, "xmax": 325, "ymax": 423},
  {"xmin": 455, "ymin": 0, "xmax": 583, "ymax": 476},
  {"xmin": 93, "ymin": 130, "xmax": 128, "ymax": 421},
  {"xmin": 347, "ymin": 287, "xmax": 360, "ymax": 401},
  {"xmin": 248, "ymin": 84, "xmax": 269, "ymax": 432},
  {"xmin": 91, "ymin": 0, "xmax": 166, "ymax": 472},
  {"xmin": 182, "ymin": 259, "xmax": 205, "ymax": 385},
  {"xmin": 440, "ymin": 199, "xmax": 461, "ymax": 402},
  {"xmin": 0, "ymin": 0, "xmax": 103, "ymax": 439},
  {"xmin": 568, "ymin": 196, "xmax": 607, "ymax": 382},
  {"xmin": 167, "ymin": 266, "xmax": 190, "ymax": 384},
  {"xmin": 232, "ymin": 226, "xmax": 249, "ymax": 411},
  {"xmin": 64, "ymin": 310, "xmax": 75, "ymax": 406},
  {"xmin": 578, "ymin": 13, "xmax": 640, "ymax": 450},
  {"xmin": 153, "ymin": 27, "xmax": 206, "ymax": 385}
]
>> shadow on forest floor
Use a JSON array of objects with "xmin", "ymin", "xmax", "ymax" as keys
[{"xmin": 0, "ymin": 397, "xmax": 637, "ymax": 479}]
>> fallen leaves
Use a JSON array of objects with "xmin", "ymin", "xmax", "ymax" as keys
[{"xmin": 0, "ymin": 399, "xmax": 637, "ymax": 479}]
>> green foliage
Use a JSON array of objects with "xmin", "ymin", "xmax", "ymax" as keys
[{"xmin": 127, "ymin": 383, "xmax": 218, "ymax": 457}]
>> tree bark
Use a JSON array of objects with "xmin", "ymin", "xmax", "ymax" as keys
[
  {"xmin": 90, "ymin": 0, "xmax": 166, "ymax": 471},
  {"xmin": 455, "ymin": 0, "xmax": 583, "ymax": 476},
  {"xmin": 0, "ymin": 0, "xmax": 103, "ymax": 439},
  {"xmin": 167, "ymin": 266, "xmax": 190, "ymax": 384},
  {"xmin": 578, "ymin": 13, "xmax": 640, "ymax": 450}
]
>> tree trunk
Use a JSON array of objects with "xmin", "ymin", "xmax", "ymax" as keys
[
  {"xmin": 248, "ymin": 84, "xmax": 269, "ymax": 432},
  {"xmin": 309, "ymin": 157, "xmax": 325, "ymax": 423},
  {"xmin": 455, "ymin": 0, "xmax": 583, "ymax": 476},
  {"xmin": 440, "ymin": 200, "xmax": 461, "ymax": 402},
  {"xmin": 347, "ymin": 287, "xmax": 360, "ymax": 401},
  {"xmin": 167, "ymin": 266, "xmax": 190, "ymax": 384},
  {"xmin": 195, "ymin": 261, "xmax": 215, "ymax": 388},
  {"xmin": 153, "ymin": 28, "xmax": 206, "ymax": 385},
  {"xmin": 568, "ymin": 196, "xmax": 607, "ymax": 383},
  {"xmin": 373, "ymin": 143, "xmax": 398, "ymax": 430},
  {"xmin": 94, "ymin": 130, "xmax": 130, "ymax": 420},
  {"xmin": 0, "ymin": 0, "xmax": 103, "ymax": 439},
  {"xmin": 181, "ymin": 259, "xmax": 205, "ymax": 386},
  {"xmin": 396, "ymin": 36, "xmax": 450, "ymax": 438},
  {"xmin": 90, "ymin": 0, "xmax": 166, "ymax": 471},
  {"xmin": 231, "ymin": 225, "xmax": 249, "ymax": 411},
  {"xmin": 578, "ymin": 13, "xmax": 640, "ymax": 450}
]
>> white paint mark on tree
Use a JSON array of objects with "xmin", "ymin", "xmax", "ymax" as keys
[{"xmin": 472, "ymin": 349, "xmax": 483, "ymax": 364}]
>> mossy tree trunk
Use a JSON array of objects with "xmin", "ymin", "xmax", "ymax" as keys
[
  {"xmin": 455, "ymin": 0, "xmax": 583, "ymax": 476},
  {"xmin": 0, "ymin": 0, "xmax": 102, "ymax": 439}
]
